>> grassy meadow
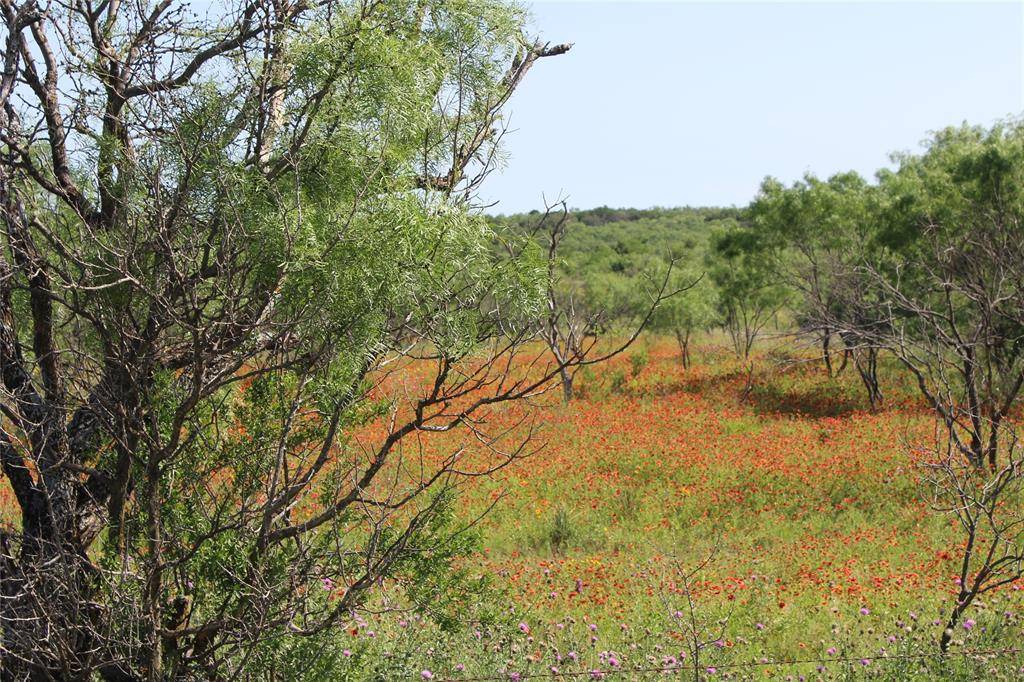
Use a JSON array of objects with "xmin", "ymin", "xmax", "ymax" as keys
[
  {"xmin": 254, "ymin": 336, "xmax": 1023, "ymax": 680},
  {"xmin": 3, "ymin": 335, "xmax": 1020, "ymax": 680}
]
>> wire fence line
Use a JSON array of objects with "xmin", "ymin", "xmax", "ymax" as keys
[{"xmin": 437, "ymin": 645, "xmax": 1024, "ymax": 681}]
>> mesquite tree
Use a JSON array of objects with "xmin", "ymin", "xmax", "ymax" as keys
[
  {"xmin": 820, "ymin": 122, "xmax": 1024, "ymax": 650},
  {"xmin": 748, "ymin": 173, "xmax": 886, "ymax": 406},
  {"xmin": 853, "ymin": 123, "xmax": 1024, "ymax": 471},
  {"xmin": 0, "ymin": 0, "xmax": 584, "ymax": 678},
  {"xmin": 647, "ymin": 265, "xmax": 717, "ymax": 369},
  {"xmin": 706, "ymin": 224, "xmax": 788, "ymax": 361},
  {"xmin": 531, "ymin": 200, "xmax": 676, "ymax": 403}
]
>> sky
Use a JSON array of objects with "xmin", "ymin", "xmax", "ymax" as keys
[{"xmin": 481, "ymin": 1, "xmax": 1024, "ymax": 213}]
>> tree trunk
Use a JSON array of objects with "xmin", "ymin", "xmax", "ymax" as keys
[
  {"xmin": 560, "ymin": 366, "xmax": 573, "ymax": 403},
  {"xmin": 836, "ymin": 348, "xmax": 850, "ymax": 375},
  {"xmin": 821, "ymin": 329, "xmax": 833, "ymax": 377},
  {"xmin": 986, "ymin": 413, "xmax": 1002, "ymax": 471},
  {"xmin": 2, "ymin": 487, "xmax": 101, "ymax": 681},
  {"xmin": 853, "ymin": 347, "xmax": 882, "ymax": 409},
  {"xmin": 939, "ymin": 593, "xmax": 973, "ymax": 653},
  {"xmin": 675, "ymin": 329, "xmax": 691, "ymax": 369}
]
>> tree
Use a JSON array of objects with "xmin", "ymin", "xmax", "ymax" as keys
[
  {"xmin": 846, "ymin": 122, "xmax": 1024, "ymax": 470},
  {"xmin": 529, "ymin": 200, "xmax": 676, "ymax": 403},
  {"xmin": 748, "ymin": 173, "xmax": 886, "ymax": 407},
  {"xmin": 824, "ymin": 121, "xmax": 1024, "ymax": 649},
  {"xmin": 0, "ymin": 0, "xmax": 581, "ymax": 677},
  {"xmin": 707, "ymin": 223, "xmax": 788, "ymax": 360},
  {"xmin": 648, "ymin": 266, "xmax": 718, "ymax": 368}
]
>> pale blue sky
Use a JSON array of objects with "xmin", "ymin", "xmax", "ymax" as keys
[{"xmin": 483, "ymin": 1, "xmax": 1024, "ymax": 213}]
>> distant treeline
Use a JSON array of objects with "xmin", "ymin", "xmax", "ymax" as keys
[{"xmin": 490, "ymin": 205, "xmax": 737, "ymax": 274}]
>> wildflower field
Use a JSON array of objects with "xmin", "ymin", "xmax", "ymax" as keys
[
  {"xmin": 4, "ymin": 338, "xmax": 1019, "ymax": 681},
  {"xmin": 328, "ymin": 338, "xmax": 1024, "ymax": 680}
]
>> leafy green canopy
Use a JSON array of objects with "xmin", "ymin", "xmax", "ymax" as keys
[{"xmin": 0, "ymin": 0, "xmax": 570, "ymax": 678}]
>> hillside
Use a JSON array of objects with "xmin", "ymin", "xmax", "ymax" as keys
[{"xmin": 490, "ymin": 205, "xmax": 742, "ymax": 278}]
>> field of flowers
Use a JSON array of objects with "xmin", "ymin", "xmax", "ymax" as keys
[
  {"xmin": 334, "ymin": 338, "xmax": 1024, "ymax": 680},
  {"xmin": 2, "ymin": 338, "xmax": 1021, "ymax": 680}
]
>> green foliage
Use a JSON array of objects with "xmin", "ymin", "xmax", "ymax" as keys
[
  {"xmin": 707, "ymin": 221, "xmax": 791, "ymax": 357},
  {"xmin": 629, "ymin": 344, "xmax": 649, "ymax": 378},
  {"xmin": 546, "ymin": 505, "xmax": 575, "ymax": 554},
  {"xmin": 1, "ymin": 0, "xmax": 576, "ymax": 677},
  {"xmin": 491, "ymin": 206, "xmax": 739, "ymax": 331},
  {"xmin": 648, "ymin": 265, "xmax": 720, "ymax": 360}
]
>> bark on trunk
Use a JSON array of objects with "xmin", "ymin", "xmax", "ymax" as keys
[
  {"xmin": 675, "ymin": 329, "xmax": 691, "ymax": 370},
  {"xmin": 560, "ymin": 366, "xmax": 573, "ymax": 403},
  {"xmin": 821, "ymin": 330, "xmax": 833, "ymax": 377}
]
